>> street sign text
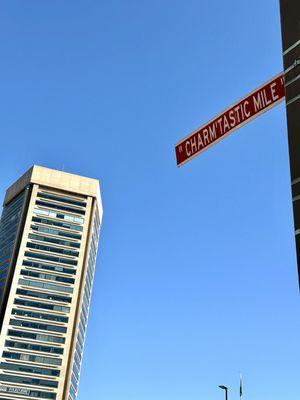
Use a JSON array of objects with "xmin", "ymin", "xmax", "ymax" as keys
[{"xmin": 175, "ymin": 73, "xmax": 285, "ymax": 167}]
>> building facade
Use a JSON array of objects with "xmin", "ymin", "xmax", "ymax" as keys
[
  {"xmin": 279, "ymin": 0, "xmax": 300, "ymax": 288},
  {"xmin": 0, "ymin": 166, "xmax": 103, "ymax": 400}
]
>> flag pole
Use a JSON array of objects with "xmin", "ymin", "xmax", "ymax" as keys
[{"xmin": 239, "ymin": 373, "xmax": 243, "ymax": 400}]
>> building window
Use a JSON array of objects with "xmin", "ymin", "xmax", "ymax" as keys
[
  {"xmin": 18, "ymin": 278, "xmax": 73, "ymax": 294},
  {"xmin": 0, "ymin": 373, "xmax": 58, "ymax": 388},
  {"xmin": 26, "ymin": 242, "xmax": 79, "ymax": 258},
  {"xmin": 7, "ymin": 329, "xmax": 65, "ymax": 344},
  {"xmin": 0, "ymin": 361, "xmax": 60, "ymax": 376},
  {"xmin": 20, "ymin": 269, "xmax": 75, "ymax": 284},
  {"xmin": 32, "ymin": 216, "xmax": 83, "ymax": 232},
  {"xmin": 22, "ymin": 260, "xmax": 76, "ymax": 275},
  {"xmin": 2, "ymin": 351, "xmax": 62, "ymax": 366},
  {"xmin": 16, "ymin": 288, "xmax": 72, "ymax": 303},
  {"xmin": 12, "ymin": 308, "xmax": 69, "ymax": 323},
  {"xmin": 35, "ymin": 200, "xmax": 85, "ymax": 215},
  {"xmin": 5, "ymin": 340, "xmax": 64, "ymax": 355},
  {"xmin": 14, "ymin": 298, "xmax": 70, "ymax": 313},
  {"xmin": 37, "ymin": 192, "xmax": 86, "ymax": 207},
  {"xmin": 9, "ymin": 319, "xmax": 67, "ymax": 333},
  {"xmin": 24, "ymin": 251, "xmax": 77, "ymax": 266},
  {"xmin": 28, "ymin": 234, "xmax": 80, "ymax": 249}
]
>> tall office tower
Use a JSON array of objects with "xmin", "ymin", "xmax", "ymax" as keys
[
  {"xmin": 279, "ymin": 1, "xmax": 300, "ymax": 288},
  {"xmin": 0, "ymin": 166, "xmax": 103, "ymax": 400}
]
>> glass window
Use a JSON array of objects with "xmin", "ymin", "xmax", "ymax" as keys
[
  {"xmin": 14, "ymin": 298, "xmax": 70, "ymax": 313},
  {"xmin": 69, "ymin": 384, "xmax": 76, "ymax": 399},
  {"xmin": 9, "ymin": 319, "xmax": 67, "ymax": 333},
  {"xmin": 0, "ymin": 191, "xmax": 25, "ymax": 303},
  {"xmin": 23, "ymin": 260, "xmax": 76, "ymax": 275},
  {"xmin": 31, "ymin": 224, "xmax": 82, "ymax": 239},
  {"xmin": 33, "ymin": 208, "xmax": 84, "ymax": 224},
  {"xmin": 35, "ymin": 200, "xmax": 85, "ymax": 215},
  {"xmin": 20, "ymin": 269, "xmax": 75, "ymax": 284},
  {"xmin": 2, "ymin": 351, "xmax": 62, "ymax": 366},
  {"xmin": 0, "ymin": 373, "xmax": 58, "ymax": 388},
  {"xmin": 7, "ymin": 329, "xmax": 65, "ymax": 344},
  {"xmin": 26, "ymin": 242, "xmax": 79, "ymax": 258},
  {"xmin": 18, "ymin": 278, "xmax": 73, "ymax": 294},
  {"xmin": 5, "ymin": 340, "xmax": 64, "ymax": 355},
  {"xmin": 0, "ymin": 361, "xmax": 60, "ymax": 376},
  {"xmin": 37, "ymin": 192, "xmax": 86, "ymax": 207},
  {"xmin": 29, "ymin": 389, "xmax": 57, "ymax": 399},
  {"xmin": 32, "ymin": 216, "xmax": 83, "ymax": 232},
  {"xmin": 16, "ymin": 288, "xmax": 72, "ymax": 303},
  {"xmin": 24, "ymin": 251, "xmax": 77, "ymax": 266},
  {"xmin": 12, "ymin": 308, "xmax": 68, "ymax": 323},
  {"xmin": 71, "ymin": 373, "xmax": 78, "ymax": 391},
  {"xmin": 28, "ymin": 233, "xmax": 80, "ymax": 249}
]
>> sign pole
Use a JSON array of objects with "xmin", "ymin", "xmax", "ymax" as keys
[{"xmin": 279, "ymin": 0, "xmax": 300, "ymax": 288}]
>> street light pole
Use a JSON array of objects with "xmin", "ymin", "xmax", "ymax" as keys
[{"xmin": 218, "ymin": 385, "xmax": 228, "ymax": 400}]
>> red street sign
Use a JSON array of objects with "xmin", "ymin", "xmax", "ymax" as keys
[{"xmin": 175, "ymin": 73, "xmax": 285, "ymax": 167}]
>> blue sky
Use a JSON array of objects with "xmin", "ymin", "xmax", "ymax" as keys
[{"xmin": 0, "ymin": 1, "xmax": 299, "ymax": 400}]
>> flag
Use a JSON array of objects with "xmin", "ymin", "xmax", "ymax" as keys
[{"xmin": 240, "ymin": 374, "xmax": 243, "ymax": 398}]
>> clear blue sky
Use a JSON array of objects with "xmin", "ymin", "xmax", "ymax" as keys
[{"xmin": 0, "ymin": 1, "xmax": 299, "ymax": 399}]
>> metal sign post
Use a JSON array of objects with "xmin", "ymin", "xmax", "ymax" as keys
[{"xmin": 280, "ymin": 0, "xmax": 300, "ymax": 287}]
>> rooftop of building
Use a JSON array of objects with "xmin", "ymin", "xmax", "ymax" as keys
[{"xmin": 4, "ymin": 165, "xmax": 102, "ymax": 213}]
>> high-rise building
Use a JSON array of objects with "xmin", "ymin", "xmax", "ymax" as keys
[
  {"xmin": 279, "ymin": 0, "xmax": 300, "ymax": 288},
  {"xmin": 0, "ymin": 166, "xmax": 103, "ymax": 400}
]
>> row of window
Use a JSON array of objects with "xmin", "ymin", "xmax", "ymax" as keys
[
  {"xmin": 72, "ymin": 360, "xmax": 80, "ymax": 381},
  {"xmin": 32, "ymin": 216, "xmax": 83, "ymax": 232},
  {"xmin": 5, "ymin": 340, "xmax": 63, "ymax": 355},
  {"xmin": 37, "ymin": 192, "xmax": 86, "ymax": 208},
  {"xmin": 69, "ymin": 210, "xmax": 100, "ymax": 399},
  {"xmin": 29, "ymin": 233, "xmax": 80, "ymax": 249},
  {"xmin": 34, "ymin": 208, "xmax": 84, "ymax": 224},
  {"xmin": 0, "ymin": 384, "xmax": 56, "ymax": 399},
  {"xmin": 0, "ymin": 261, "xmax": 10, "ymax": 272},
  {"xmin": 12, "ymin": 308, "xmax": 68, "ymax": 323},
  {"xmin": 28, "ymin": 390, "xmax": 56, "ymax": 399},
  {"xmin": 27, "ymin": 242, "xmax": 79, "ymax": 258},
  {"xmin": 36, "ymin": 200, "xmax": 85, "ymax": 216},
  {"xmin": 10, "ymin": 319, "xmax": 67, "ymax": 333},
  {"xmin": 21, "ymin": 269, "xmax": 75, "ymax": 285},
  {"xmin": 19, "ymin": 278, "xmax": 73, "ymax": 294},
  {"xmin": 71, "ymin": 373, "xmax": 78, "ymax": 392},
  {"xmin": 69, "ymin": 382, "xmax": 77, "ymax": 400},
  {"xmin": 17, "ymin": 288, "xmax": 72, "ymax": 303},
  {"xmin": 75, "ymin": 337, "xmax": 83, "ymax": 358},
  {"xmin": 0, "ymin": 372, "xmax": 58, "ymax": 388},
  {"xmin": 14, "ymin": 298, "xmax": 70, "ymax": 313},
  {"xmin": 0, "ymin": 270, "xmax": 8, "ymax": 280},
  {"xmin": 0, "ymin": 250, "xmax": 13, "ymax": 263},
  {"xmin": 31, "ymin": 224, "xmax": 82, "ymax": 240},
  {"xmin": 3, "ymin": 351, "xmax": 62, "ymax": 366},
  {"xmin": 19, "ymin": 278, "xmax": 72, "ymax": 296},
  {"xmin": 8, "ymin": 329, "xmax": 65, "ymax": 344},
  {"xmin": 23, "ymin": 260, "xmax": 76, "ymax": 275},
  {"xmin": 0, "ymin": 251, "xmax": 13, "ymax": 264},
  {"xmin": 0, "ymin": 361, "xmax": 60, "ymax": 377},
  {"xmin": 0, "ymin": 192, "xmax": 25, "ymax": 300},
  {"xmin": 25, "ymin": 251, "xmax": 77, "ymax": 266},
  {"xmin": 0, "ymin": 191, "xmax": 24, "ymax": 232}
]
